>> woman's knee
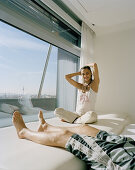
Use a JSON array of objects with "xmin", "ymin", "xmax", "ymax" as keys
[{"xmin": 81, "ymin": 111, "xmax": 97, "ymax": 124}]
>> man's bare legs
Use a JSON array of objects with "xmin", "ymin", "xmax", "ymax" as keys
[
  {"xmin": 12, "ymin": 111, "xmax": 72, "ymax": 148},
  {"xmin": 12, "ymin": 111, "xmax": 100, "ymax": 148},
  {"xmin": 38, "ymin": 111, "xmax": 100, "ymax": 137}
]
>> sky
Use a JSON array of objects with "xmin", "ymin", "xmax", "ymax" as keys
[{"xmin": 0, "ymin": 21, "xmax": 57, "ymax": 96}]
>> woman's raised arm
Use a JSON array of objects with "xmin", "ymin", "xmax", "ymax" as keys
[
  {"xmin": 86, "ymin": 63, "xmax": 100, "ymax": 92},
  {"xmin": 65, "ymin": 72, "xmax": 83, "ymax": 90}
]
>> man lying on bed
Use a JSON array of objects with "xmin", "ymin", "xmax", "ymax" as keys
[{"xmin": 12, "ymin": 110, "xmax": 135, "ymax": 170}]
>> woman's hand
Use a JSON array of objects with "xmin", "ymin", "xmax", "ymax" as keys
[
  {"xmin": 86, "ymin": 63, "xmax": 96, "ymax": 67},
  {"xmin": 76, "ymin": 71, "xmax": 81, "ymax": 76},
  {"xmin": 65, "ymin": 71, "xmax": 81, "ymax": 79}
]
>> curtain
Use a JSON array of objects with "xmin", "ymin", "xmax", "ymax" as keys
[
  {"xmin": 78, "ymin": 22, "xmax": 95, "ymax": 84},
  {"xmin": 75, "ymin": 22, "xmax": 95, "ymax": 112},
  {"xmin": 57, "ymin": 22, "xmax": 95, "ymax": 112},
  {"xmin": 57, "ymin": 48, "xmax": 79, "ymax": 112},
  {"xmin": 80, "ymin": 22, "xmax": 95, "ymax": 68}
]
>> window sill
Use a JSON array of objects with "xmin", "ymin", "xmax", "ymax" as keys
[{"xmin": 0, "ymin": 111, "xmax": 55, "ymax": 128}]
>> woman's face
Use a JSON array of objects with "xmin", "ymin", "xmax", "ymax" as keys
[{"xmin": 81, "ymin": 68, "xmax": 91, "ymax": 83}]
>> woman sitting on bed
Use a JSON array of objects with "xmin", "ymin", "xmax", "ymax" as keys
[
  {"xmin": 55, "ymin": 63, "xmax": 100, "ymax": 124},
  {"xmin": 13, "ymin": 111, "xmax": 135, "ymax": 169}
]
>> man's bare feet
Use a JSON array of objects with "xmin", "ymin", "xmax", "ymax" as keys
[
  {"xmin": 38, "ymin": 111, "xmax": 46, "ymax": 124},
  {"xmin": 38, "ymin": 111, "xmax": 48, "ymax": 132},
  {"xmin": 12, "ymin": 111, "xmax": 27, "ymax": 138},
  {"xmin": 38, "ymin": 111, "xmax": 61, "ymax": 132}
]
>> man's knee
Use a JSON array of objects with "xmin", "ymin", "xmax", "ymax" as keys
[{"xmin": 55, "ymin": 129, "xmax": 73, "ymax": 148}]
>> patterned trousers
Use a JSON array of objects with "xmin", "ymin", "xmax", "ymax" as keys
[{"xmin": 65, "ymin": 131, "xmax": 135, "ymax": 170}]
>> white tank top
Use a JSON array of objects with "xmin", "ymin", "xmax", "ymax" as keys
[{"xmin": 76, "ymin": 88, "xmax": 97, "ymax": 116}]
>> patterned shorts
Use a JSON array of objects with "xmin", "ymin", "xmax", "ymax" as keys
[{"xmin": 65, "ymin": 131, "xmax": 135, "ymax": 170}]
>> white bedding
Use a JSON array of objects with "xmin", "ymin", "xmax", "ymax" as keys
[
  {"xmin": 0, "ymin": 112, "xmax": 133, "ymax": 170},
  {"xmin": 0, "ymin": 124, "xmax": 86, "ymax": 170},
  {"xmin": 47, "ymin": 112, "xmax": 130, "ymax": 135},
  {"xmin": 121, "ymin": 124, "xmax": 135, "ymax": 140}
]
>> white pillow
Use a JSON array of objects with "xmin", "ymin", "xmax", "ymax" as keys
[{"xmin": 0, "ymin": 103, "xmax": 19, "ymax": 114}]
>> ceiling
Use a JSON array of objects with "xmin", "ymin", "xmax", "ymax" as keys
[{"xmin": 61, "ymin": 0, "xmax": 135, "ymax": 35}]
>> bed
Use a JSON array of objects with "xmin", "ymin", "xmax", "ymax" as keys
[{"xmin": 0, "ymin": 111, "xmax": 135, "ymax": 170}]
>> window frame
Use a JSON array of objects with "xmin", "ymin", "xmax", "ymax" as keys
[
  {"xmin": 0, "ymin": 0, "xmax": 81, "ymax": 127},
  {"xmin": 0, "ymin": 0, "xmax": 81, "ymax": 56}
]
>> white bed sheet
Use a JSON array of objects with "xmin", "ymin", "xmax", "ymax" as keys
[
  {"xmin": 0, "ymin": 124, "xmax": 86, "ymax": 170},
  {"xmin": 0, "ymin": 112, "xmax": 132, "ymax": 170},
  {"xmin": 121, "ymin": 124, "xmax": 135, "ymax": 140},
  {"xmin": 47, "ymin": 112, "xmax": 130, "ymax": 135}
]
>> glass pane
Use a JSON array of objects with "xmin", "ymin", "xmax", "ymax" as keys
[
  {"xmin": 57, "ymin": 48, "xmax": 80, "ymax": 112},
  {"xmin": 0, "ymin": 20, "xmax": 79, "ymax": 128},
  {"xmin": 2, "ymin": 0, "xmax": 81, "ymax": 47},
  {"xmin": 34, "ymin": 46, "xmax": 57, "ymax": 112},
  {"xmin": 0, "ymin": 21, "xmax": 57, "ymax": 127}
]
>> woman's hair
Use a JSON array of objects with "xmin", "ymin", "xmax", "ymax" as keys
[{"xmin": 80, "ymin": 66, "xmax": 93, "ymax": 84}]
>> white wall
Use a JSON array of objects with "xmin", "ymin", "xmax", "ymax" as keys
[{"xmin": 94, "ymin": 28, "xmax": 135, "ymax": 121}]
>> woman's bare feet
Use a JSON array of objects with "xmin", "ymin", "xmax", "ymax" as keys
[
  {"xmin": 61, "ymin": 119, "xmax": 68, "ymax": 122},
  {"xmin": 12, "ymin": 111, "xmax": 27, "ymax": 138}
]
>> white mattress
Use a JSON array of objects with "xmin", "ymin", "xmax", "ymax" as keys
[
  {"xmin": 0, "ymin": 112, "xmax": 133, "ymax": 170},
  {"xmin": 121, "ymin": 124, "xmax": 135, "ymax": 140}
]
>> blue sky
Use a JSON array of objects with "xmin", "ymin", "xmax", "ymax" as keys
[{"xmin": 0, "ymin": 21, "xmax": 57, "ymax": 96}]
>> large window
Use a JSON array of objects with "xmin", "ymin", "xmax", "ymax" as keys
[
  {"xmin": 0, "ymin": 0, "xmax": 80, "ymax": 127},
  {"xmin": 0, "ymin": 21, "xmax": 80, "ymax": 127},
  {"xmin": 0, "ymin": 21, "xmax": 57, "ymax": 126},
  {"xmin": 0, "ymin": 0, "xmax": 81, "ymax": 49}
]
